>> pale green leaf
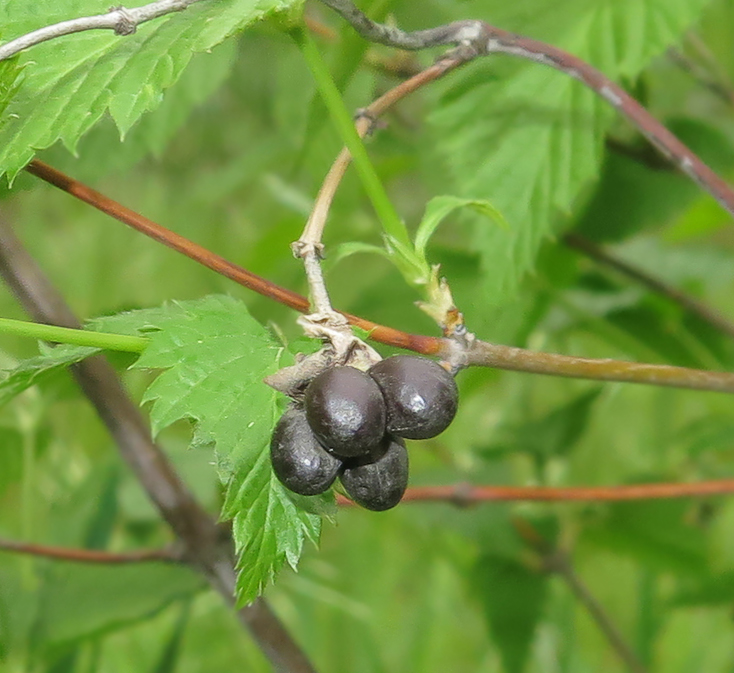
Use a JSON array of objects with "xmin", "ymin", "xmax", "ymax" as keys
[
  {"xmin": 32, "ymin": 563, "xmax": 203, "ymax": 651},
  {"xmin": 0, "ymin": 0, "xmax": 299, "ymax": 180},
  {"xmin": 0, "ymin": 344, "xmax": 99, "ymax": 407},
  {"xmin": 95, "ymin": 295, "xmax": 324, "ymax": 605},
  {"xmin": 429, "ymin": 0, "xmax": 712, "ymax": 305},
  {"xmin": 326, "ymin": 241, "xmax": 392, "ymax": 270},
  {"xmin": 414, "ymin": 195, "xmax": 508, "ymax": 265}
]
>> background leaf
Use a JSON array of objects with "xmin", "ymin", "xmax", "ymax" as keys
[
  {"xmin": 472, "ymin": 555, "xmax": 547, "ymax": 673},
  {"xmin": 31, "ymin": 563, "xmax": 203, "ymax": 653}
]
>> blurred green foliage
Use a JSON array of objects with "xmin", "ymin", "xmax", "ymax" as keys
[{"xmin": 1, "ymin": 0, "xmax": 734, "ymax": 671}]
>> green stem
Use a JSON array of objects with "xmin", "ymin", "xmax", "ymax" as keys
[
  {"xmin": 0, "ymin": 317, "xmax": 147, "ymax": 353},
  {"xmin": 293, "ymin": 26, "xmax": 411, "ymax": 247}
]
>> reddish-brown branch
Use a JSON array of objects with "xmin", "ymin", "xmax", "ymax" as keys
[
  {"xmin": 318, "ymin": 1, "xmax": 734, "ymax": 219},
  {"xmin": 0, "ymin": 538, "xmax": 180, "ymax": 563},
  {"xmin": 25, "ymin": 159, "xmax": 435, "ymax": 355},
  {"xmin": 337, "ymin": 479, "xmax": 734, "ymax": 506},
  {"xmin": 25, "ymin": 159, "xmax": 734, "ymax": 394}
]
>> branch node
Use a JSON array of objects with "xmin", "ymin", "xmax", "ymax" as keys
[{"xmin": 110, "ymin": 6, "xmax": 138, "ymax": 36}]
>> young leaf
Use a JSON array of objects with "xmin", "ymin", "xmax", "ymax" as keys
[
  {"xmin": 325, "ymin": 241, "xmax": 393, "ymax": 271},
  {"xmin": 95, "ymin": 295, "xmax": 324, "ymax": 604},
  {"xmin": 429, "ymin": 0, "xmax": 711, "ymax": 305},
  {"xmin": 413, "ymin": 195, "xmax": 508, "ymax": 268},
  {"xmin": 0, "ymin": 0, "xmax": 300, "ymax": 181}
]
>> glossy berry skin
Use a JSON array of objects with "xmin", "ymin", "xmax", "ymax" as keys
[
  {"xmin": 340, "ymin": 436, "xmax": 409, "ymax": 511},
  {"xmin": 304, "ymin": 366, "xmax": 386, "ymax": 458},
  {"xmin": 369, "ymin": 355, "xmax": 458, "ymax": 440},
  {"xmin": 270, "ymin": 407, "xmax": 341, "ymax": 496}
]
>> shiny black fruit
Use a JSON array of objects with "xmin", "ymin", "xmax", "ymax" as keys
[
  {"xmin": 340, "ymin": 436, "xmax": 409, "ymax": 511},
  {"xmin": 304, "ymin": 366, "xmax": 386, "ymax": 458},
  {"xmin": 368, "ymin": 355, "xmax": 458, "ymax": 440},
  {"xmin": 270, "ymin": 406, "xmax": 342, "ymax": 496}
]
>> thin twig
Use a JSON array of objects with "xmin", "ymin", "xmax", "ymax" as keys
[
  {"xmin": 0, "ymin": 0, "xmax": 203, "ymax": 62},
  {"xmin": 336, "ymin": 479, "xmax": 734, "ymax": 505},
  {"xmin": 0, "ymin": 217, "xmax": 317, "ymax": 673},
  {"xmin": 552, "ymin": 554, "xmax": 647, "ymax": 673},
  {"xmin": 25, "ymin": 160, "xmax": 734, "ymax": 394},
  {"xmin": 669, "ymin": 37, "xmax": 734, "ymax": 109},
  {"xmin": 300, "ymin": 53, "xmax": 467, "ymax": 247},
  {"xmin": 564, "ymin": 232, "xmax": 734, "ymax": 342},
  {"xmin": 294, "ymin": 52, "xmax": 466, "ymax": 332},
  {"xmin": 512, "ymin": 519, "xmax": 647, "ymax": 673},
  {"xmin": 317, "ymin": 0, "xmax": 734, "ymax": 221},
  {"xmin": 0, "ymin": 538, "xmax": 180, "ymax": 564}
]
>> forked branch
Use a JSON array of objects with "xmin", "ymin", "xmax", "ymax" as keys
[
  {"xmin": 317, "ymin": 0, "xmax": 734, "ymax": 220},
  {"xmin": 0, "ymin": 0, "xmax": 203, "ymax": 61}
]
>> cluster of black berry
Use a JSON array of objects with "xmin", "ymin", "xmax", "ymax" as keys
[{"xmin": 270, "ymin": 355, "xmax": 459, "ymax": 511}]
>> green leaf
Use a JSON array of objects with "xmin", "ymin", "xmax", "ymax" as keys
[
  {"xmin": 429, "ymin": 0, "xmax": 711, "ymax": 304},
  {"xmin": 42, "ymin": 39, "xmax": 238, "ymax": 180},
  {"xmin": 326, "ymin": 241, "xmax": 393, "ymax": 270},
  {"xmin": 472, "ymin": 555, "xmax": 547, "ymax": 673},
  {"xmin": 519, "ymin": 388, "xmax": 601, "ymax": 459},
  {"xmin": 95, "ymin": 295, "xmax": 324, "ymax": 604},
  {"xmin": 672, "ymin": 571, "xmax": 734, "ymax": 607},
  {"xmin": 479, "ymin": 388, "xmax": 601, "ymax": 461},
  {"xmin": 0, "ymin": 344, "xmax": 99, "ymax": 408},
  {"xmin": 0, "ymin": 0, "xmax": 299, "ymax": 181},
  {"xmin": 0, "ymin": 426, "xmax": 23, "ymax": 497},
  {"xmin": 414, "ymin": 195, "xmax": 508, "ymax": 267},
  {"xmin": 0, "ymin": 56, "xmax": 23, "ymax": 122},
  {"xmin": 31, "ymin": 563, "xmax": 203, "ymax": 652},
  {"xmin": 576, "ymin": 118, "xmax": 734, "ymax": 243},
  {"xmin": 583, "ymin": 498, "xmax": 708, "ymax": 576},
  {"xmin": 150, "ymin": 601, "xmax": 192, "ymax": 673}
]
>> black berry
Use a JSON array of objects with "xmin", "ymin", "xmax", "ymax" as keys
[
  {"xmin": 340, "ymin": 436, "xmax": 409, "ymax": 511},
  {"xmin": 304, "ymin": 366, "xmax": 386, "ymax": 458},
  {"xmin": 270, "ymin": 406, "xmax": 341, "ymax": 496},
  {"xmin": 369, "ymin": 355, "xmax": 458, "ymax": 440}
]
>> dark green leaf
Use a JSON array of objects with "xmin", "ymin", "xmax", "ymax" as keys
[
  {"xmin": 31, "ymin": 563, "xmax": 203, "ymax": 652},
  {"xmin": 472, "ymin": 556, "xmax": 547, "ymax": 673},
  {"xmin": 576, "ymin": 118, "xmax": 734, "ymax": 243},
  {"xmin": 150, "ymin": 601, "xmax": 192, "ymax": 673},
  {"xmin": 583, "ymin": 498, "xmax": 708, "ymax": 575},
  {"xmin": 672, "ymin": 571, "xmax": 734, "ymax": 607}
]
